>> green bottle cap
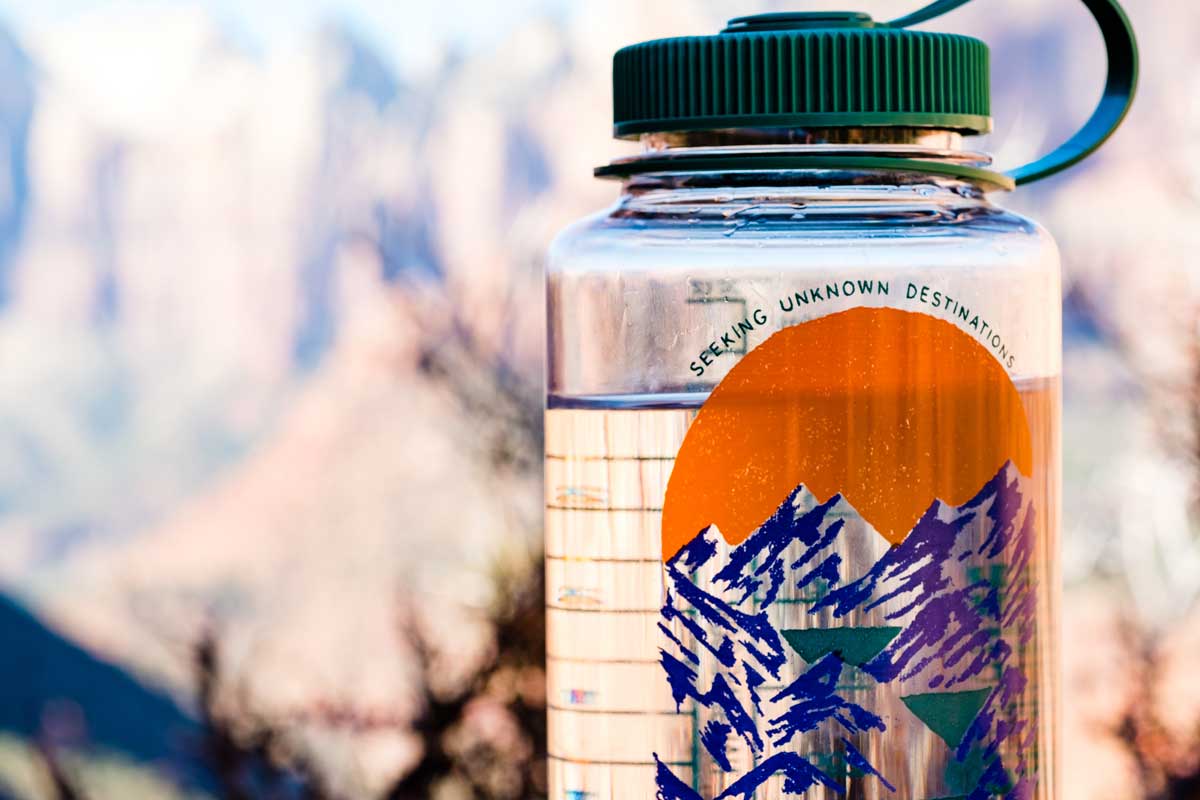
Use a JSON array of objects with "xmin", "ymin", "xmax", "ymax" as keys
[
  {"xmin": 609, "ymin": 0, "xmax": 1139, "ymax": 186},
  {"xmin": 613, "ymin": 11, "xmax": 992, "ymax": 137}
]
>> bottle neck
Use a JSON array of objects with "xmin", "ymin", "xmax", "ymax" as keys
[
  {"xmin": 639, "ymin": 127, "xmax": 966, "ymax": 150},
  {"xmin": 597, "ymin": 126, "xmax": 1006, "ymax": 195}
]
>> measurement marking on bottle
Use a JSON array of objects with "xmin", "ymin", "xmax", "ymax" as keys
[
  {"xmin": 545, "ymin": 505, "xmax": 663, "ymax": 513},
  {"xmin": 546, "ymin": 453, "xmax": 676, "ymax": 463},
  {"xmin": 547, "ymin": 704, "xmax": 689, "ymax": 717},
  {"xmin": 547, "ymin": 654, "xmax": 660, "ymax": 665},
  {"xmin": 545, "ymin": 407, "xmax": 704, "ymax": 797},
  {"xmin": 546, "ymin": 605, "xmax": 659, "ymax": 614},
  {"xmin": 546, "ymin": 555, "xmax": 663, "ymax": 564},
  {"xmin": 548, "ymin": 754, "xmax": 692, "ymax": 768},
  {"xmin": 686, "ymin": 278, "xmax": 753, "ymax": 357},
  {"xmin": 553, "ymin": 485, "xmax": 609, "ymax": 506},
  {"xmin": 554, "ymin": 586, "xmax": 605, "ymax": 608},
  {"xmin": 561, "ymin": 689, "xmax": 600, "ymax": 705}
]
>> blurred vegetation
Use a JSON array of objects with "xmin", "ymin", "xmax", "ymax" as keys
[{"xmin": 387, "ymin": 555, "xmax": 546, "ymax": 800}]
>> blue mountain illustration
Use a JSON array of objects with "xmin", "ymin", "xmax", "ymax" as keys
[{"xmin": 656, "ymin": 461, "xmax": 1041, "ymax": 799}]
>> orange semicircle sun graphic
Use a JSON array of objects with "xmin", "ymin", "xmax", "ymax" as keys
[{"xmin": 662, "ymin": 307, "xmax": 1033, "ymax": 561}]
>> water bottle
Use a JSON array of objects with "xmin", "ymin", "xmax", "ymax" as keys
[{"xmin": 545, "ymin": 2, "xmax": 1137, "ymax": 797}]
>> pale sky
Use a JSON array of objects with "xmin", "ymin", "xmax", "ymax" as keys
[{"xmin": 0, "ymin": 0, "xmax": 572, "ymax": 76}]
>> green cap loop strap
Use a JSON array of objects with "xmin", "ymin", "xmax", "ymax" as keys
[{"xmin": 889, "ymin": 0, "xmax": 1138, "ymax": 185}]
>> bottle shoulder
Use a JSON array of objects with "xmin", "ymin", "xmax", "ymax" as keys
[{"xmin": 549, "ymin": 191, "xmax": 1058, "ymax": 276}]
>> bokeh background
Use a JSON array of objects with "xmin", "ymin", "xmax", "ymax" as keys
[{"xmin": 0, "ymin": 0, "xmax": 1194, "ymax": 798}]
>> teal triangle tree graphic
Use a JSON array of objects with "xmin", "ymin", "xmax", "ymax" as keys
[
  {"xmin": 780, "ymin": 626, "xmax": 902, "ymax": 667},
  {"xmin": 900, "ymin": 688, "xmax": 992, "ymax": 748}
]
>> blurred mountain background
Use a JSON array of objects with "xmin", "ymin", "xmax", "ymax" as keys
[{"xmin": 0, "ymin": 0, "xmax": 1193, "ymax": 798}]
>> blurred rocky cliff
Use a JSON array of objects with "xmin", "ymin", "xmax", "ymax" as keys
[{"xmin": 0, "ymin": 1, "xmax": 1194, "ymax": 798}]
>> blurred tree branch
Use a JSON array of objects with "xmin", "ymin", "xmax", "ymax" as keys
[
  {"xmin": 1115, "ymin": 619, "xmax": 1200, "ymax": 800},
  {"xmin": 193, "ymin": 628, "xmax": 334, "ymax": 800},
  {"xmin": 387, "ymin": 554, "xmax": 546, "ymax": 800}
]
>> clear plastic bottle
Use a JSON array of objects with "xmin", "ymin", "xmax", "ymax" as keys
[{"xmin": 545, "ymin": 6, "xmax": 1136, "ymax": 799}]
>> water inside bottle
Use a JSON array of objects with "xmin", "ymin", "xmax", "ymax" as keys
[{"xmin": 545, "ymin": 378, "xmax": 1058, "ymax": 799}]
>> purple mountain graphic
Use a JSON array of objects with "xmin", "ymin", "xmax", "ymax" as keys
[{"xmin": 657, "ymin": 460, "xmax": 1040, "ymax": 799}]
